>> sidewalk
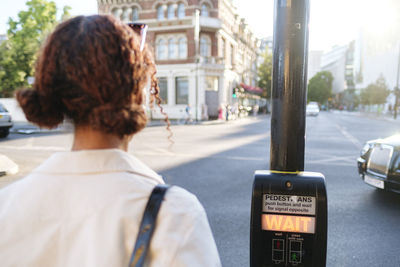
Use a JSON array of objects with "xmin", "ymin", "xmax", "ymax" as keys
[
  {"xmin": 10, "ymin": 121, "xmax": 71, "ymax": 134},
  {"xmin": 330, "ymin": 110, "xmax": 400, "ymax": 124}
]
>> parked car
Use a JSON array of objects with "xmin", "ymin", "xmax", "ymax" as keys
[
  {"xmin": 306, "ymin": 102, "xmax": 320, "ymax": 116},
  {"xmin": 357, "ymin": 134, "xmax": 400, "ymax": 193},
  {"xmin": 0, "ymin": 103, "xmax": 13, "ymax": 138}
]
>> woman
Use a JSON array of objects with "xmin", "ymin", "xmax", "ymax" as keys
[{"xmin": 0, "ymin": 15, "xmax": 221, "ymax": 267}]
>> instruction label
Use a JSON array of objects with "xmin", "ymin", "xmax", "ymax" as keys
[{"xmin": 263, "ymin": 194, "xmax": 316, "ymax": 215}]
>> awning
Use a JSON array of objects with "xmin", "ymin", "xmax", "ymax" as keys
[{"xmin": 240, "ymin": 83, "xmax": 263, "ymax": 94}]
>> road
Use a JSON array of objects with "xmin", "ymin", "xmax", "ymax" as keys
[{"xmin": 1, "ymin": 112, "xmax": 400, "ymax": 266}]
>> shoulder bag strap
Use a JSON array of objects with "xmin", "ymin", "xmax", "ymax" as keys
[{"xmin": 129, "ymin": 184, "xmax": 170, "ymax": 267}]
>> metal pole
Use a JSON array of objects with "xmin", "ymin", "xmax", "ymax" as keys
[
  {"xmin": 194, "ymin": 9, "xmax": 200, "ymax": 121},
  {"xmin": 270, "ymin": 0, "xmax": 310, "ymax": 172},
  {"xmin": 394, "ymin": 43, "xmax": 400, "ymax": 119}
]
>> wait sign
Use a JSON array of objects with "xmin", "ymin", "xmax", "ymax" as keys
[{"xmin": 262, "ymin": 214, "xmax": 315, "ymax": 234}]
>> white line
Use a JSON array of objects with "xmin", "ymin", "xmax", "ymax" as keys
[
  {"xmin": 136, "ymin": 151, "xmax": 266, "ymax": 161},
  {"xmin": 335, "ymin": 124, "xmax": 362, "ymax": 148}
]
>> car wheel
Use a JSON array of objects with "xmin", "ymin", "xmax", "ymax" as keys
[{"xmin": 0, "ymin": 128, "xmax": 10, "ymax": 138}]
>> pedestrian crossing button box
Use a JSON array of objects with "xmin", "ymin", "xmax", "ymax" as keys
[{"xmin": 250, "ymin": 171, "xmax": 327, "ymax": 267}]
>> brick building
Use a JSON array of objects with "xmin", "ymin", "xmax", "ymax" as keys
[{"xmin": 97, "ymin": 0, "xmax": 260, "ymax": 120}]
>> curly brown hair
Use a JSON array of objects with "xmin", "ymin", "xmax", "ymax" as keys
[{"xmin": 16, "ymin": 15, "xmax": 169, "ymax": 138}]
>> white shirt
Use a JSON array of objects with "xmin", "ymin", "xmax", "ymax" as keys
[{"xmin": 0, "ymin": 149, "xmax": 221, "ymax": 267}]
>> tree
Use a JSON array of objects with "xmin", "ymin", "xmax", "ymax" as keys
[
  {"xmin": 307, "ymin": 71, "xmax": 333, "ymax": 104},
  {"xmin": 258, "ymin": 49, "xmax": 272, "ymax": 99},
  {"xmin": 360, "ymin": 75, "xmax": 390, "ymax": 106},
  {"xmin": 0, "ymin": 0, "xmax": 70, "ymax": 97}
]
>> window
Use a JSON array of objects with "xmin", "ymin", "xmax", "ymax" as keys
[
  {"xmin": 112, "ymin": 8, "xmax": 122, "ymax": 20},
  {"xmin": 167, "ymin": 4, "xmax": 175, "ymax": 19},
  {"xmin": 157, "ymin": 5, "xmax": 164, "ymax": 20},
  {"xmin": 132, "ymin": 7, "xmax": 139, "ymax": 21},
  {"xmin": 176, "ymin": 77, "xmax": 189, "ymax": 104},
  {"xmin": 158, "ymin": 77, "xmax": 168, "ymax": 104},
  {"xmin": 157, "ymin": 39, "xmax": 166, "ymax": 60},
  {"xmin": 168, "ymin": 38, "xmax": 177, "ymax": 59},
  {"xmin": 122, "ymin": 8, "xmax": 131, "ymax": 22},
  {"xmin": 206, "ymin": 76, "xmax": 219, "ymax": 91},
  {"xmin": 157, "ymin": 35, "xmax": 186, "ymax": 60},
  {"xmin": 177, "ymin": 3, "xmax": 185, "ymax": 18},
  {"xmin": 200, "ymin": 36, "xmax": 211, "ymax": 57},
  {"xmin": 178, "ymin": 37, "xmax": 187, "ymax": 59},
  {"xmin": 201, "ymin": 4, "xmax": 209, "ymax": 17}
]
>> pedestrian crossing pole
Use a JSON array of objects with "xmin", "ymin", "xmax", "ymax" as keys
[
  {"xmin": 270, "ymin": 0, "xmax": 309, "ymax": 172},
  {"xmin": 250, "ymin": 1, "xmax": 328, "ymax": 266}
]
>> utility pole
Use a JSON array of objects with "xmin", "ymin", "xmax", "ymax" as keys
[
  {"xmin": 394, "ymin": 43, "xmax": 400, "ymax": 119},
  {"xmin": 250, "ymin": 2, "xmax": 327, "ymax": 266},
  {"xmin": 194, "ymin": 9, "xmax": 200, "ymax": 121},
  {"xmin": 270, "ymin": 0, "xmax": 309, "ymax": 172}
]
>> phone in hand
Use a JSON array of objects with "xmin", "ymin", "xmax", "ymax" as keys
[{"xmin": 127, "ymin": 23, "xmax": 148, "ymax": 51}]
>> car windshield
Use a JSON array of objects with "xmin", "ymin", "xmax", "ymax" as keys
[{"xmin": 0, "ymin": 104, "xmax": 8, "ymax": 112}]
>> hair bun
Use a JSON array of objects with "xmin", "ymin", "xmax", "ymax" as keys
[
  {"xmin": 89, "ymin": 104, "xmax": 147, "ymax": 138},
  {"xmin": 16, "ymin": 89, "xmax": 64, "ymax": 128}
]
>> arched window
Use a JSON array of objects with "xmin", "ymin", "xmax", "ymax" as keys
[
  {"xmin": 157, "ymin": 5, "xmax": 164, "ymax": 20},
  {"xmin": 201, "ymin": 4, "xmax": 209, "ymax": 17},
  {"xmin": 112, "ymin": 8, "xmax": 123, "ymax": 20},
  {"xmin": 122, "ymin": 8, "xmax": 132, "ymax": 22},
  {"xmin": 178, "ymin": 37, "xmax": 187, "ymax": 58},
  {"xmin": 167, "ymin": 4, "xmax": 175, "ymax": 19},
  {"xmin": 132, "ymin": 7, "xmax": 139, "ymax": 21},
  {"xmin": 157, "ymin": 39, "xmax": 166, "ymax": 59},
  {"xmin": 168, "ymin": 38, "xmax": 177, "ymax": 59},
  {"xmin": 200, "ymin": 35, "xmax": 211, "ymax": 57},
  {"xmin": 177, "ymin": 3, "xmax": 185, "ymax": 18}
]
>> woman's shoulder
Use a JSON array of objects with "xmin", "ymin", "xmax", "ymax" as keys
[{"xmin": 162, "ymin": 185, "xmax": 205, "ymax": 215}]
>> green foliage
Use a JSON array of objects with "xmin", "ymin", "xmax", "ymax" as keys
[
  {"xmin": 257, "ymin": 49, "xmax": 272, "ymax": 99},
  {"xmin": 360, "ymin": 75, "xmax": 390, "ymax": 105},
  {"xmin": 307, "ymin": 71, "xmax": 334, "ymax": 104},
  {"xmin": 0, "ymin": 0, "xmax": 70, "ymax": 97}
]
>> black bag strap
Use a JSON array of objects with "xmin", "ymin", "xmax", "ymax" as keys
[{"xmin": 129, "ymin": 184, "xmax": 170, "ymax": 267}]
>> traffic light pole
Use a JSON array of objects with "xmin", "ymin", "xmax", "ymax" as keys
[
  {"xmin": 270, "ymin": 0, "xmax": 310, "ymax": 172},
  {"xmin": 249, "ymin": 1, "xmax": 327, "ymax": 266},
  {"xmin": 394, "ymin": 43, "xmax": 400, "ymax": 120}
]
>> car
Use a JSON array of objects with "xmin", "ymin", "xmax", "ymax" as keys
[
  {"xmin": 306, "ymin": 102, "xmax": 320, "ymax": 116},
  {"xmin": 357, "ymin": 134, "xmax": 400, "ymax": 193},
  {"xmin": 0, "ymin": 103, "xmax": 13, "ymax": 138}
]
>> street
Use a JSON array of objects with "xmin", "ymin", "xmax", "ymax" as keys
[{"xmin": 1, "ymin": 112, "xmax": 400, "ymax": 266}]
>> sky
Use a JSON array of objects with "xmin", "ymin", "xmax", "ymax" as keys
[{"xmin": 0, "ymin": 0, "xmax": 398, "ymax": 52}]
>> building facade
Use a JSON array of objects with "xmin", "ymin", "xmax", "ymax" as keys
[
  {"xmin": 97, "ymin": 0, "xmax": 260, "ymax": 120},
  {"xmin": 307, "ymin": 50, "xmax": 323, "ymax": 82},
  {"xmin": 320, "ymin": 45, "xmax": 348, "ymax": 94}
]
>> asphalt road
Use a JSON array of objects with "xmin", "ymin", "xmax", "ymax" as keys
[{"xmin": 1, "ymin": 112, "xmax": 400, "ymax": 266}]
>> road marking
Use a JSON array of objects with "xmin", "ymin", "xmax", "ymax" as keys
[
  {"xmin": 307, "ymin": 158, "xmax": 354, "ymax": 166},
  {"xmin": 335, "ymin": 124, "xmax": 362, "ymax": 148},
  {"xmin": 306, "ymin": 150, "xmax": 354, "ymax": 166},
  {"xmin": 135, "ymin": 151, "xmax": 267, "ymax": 161}
]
